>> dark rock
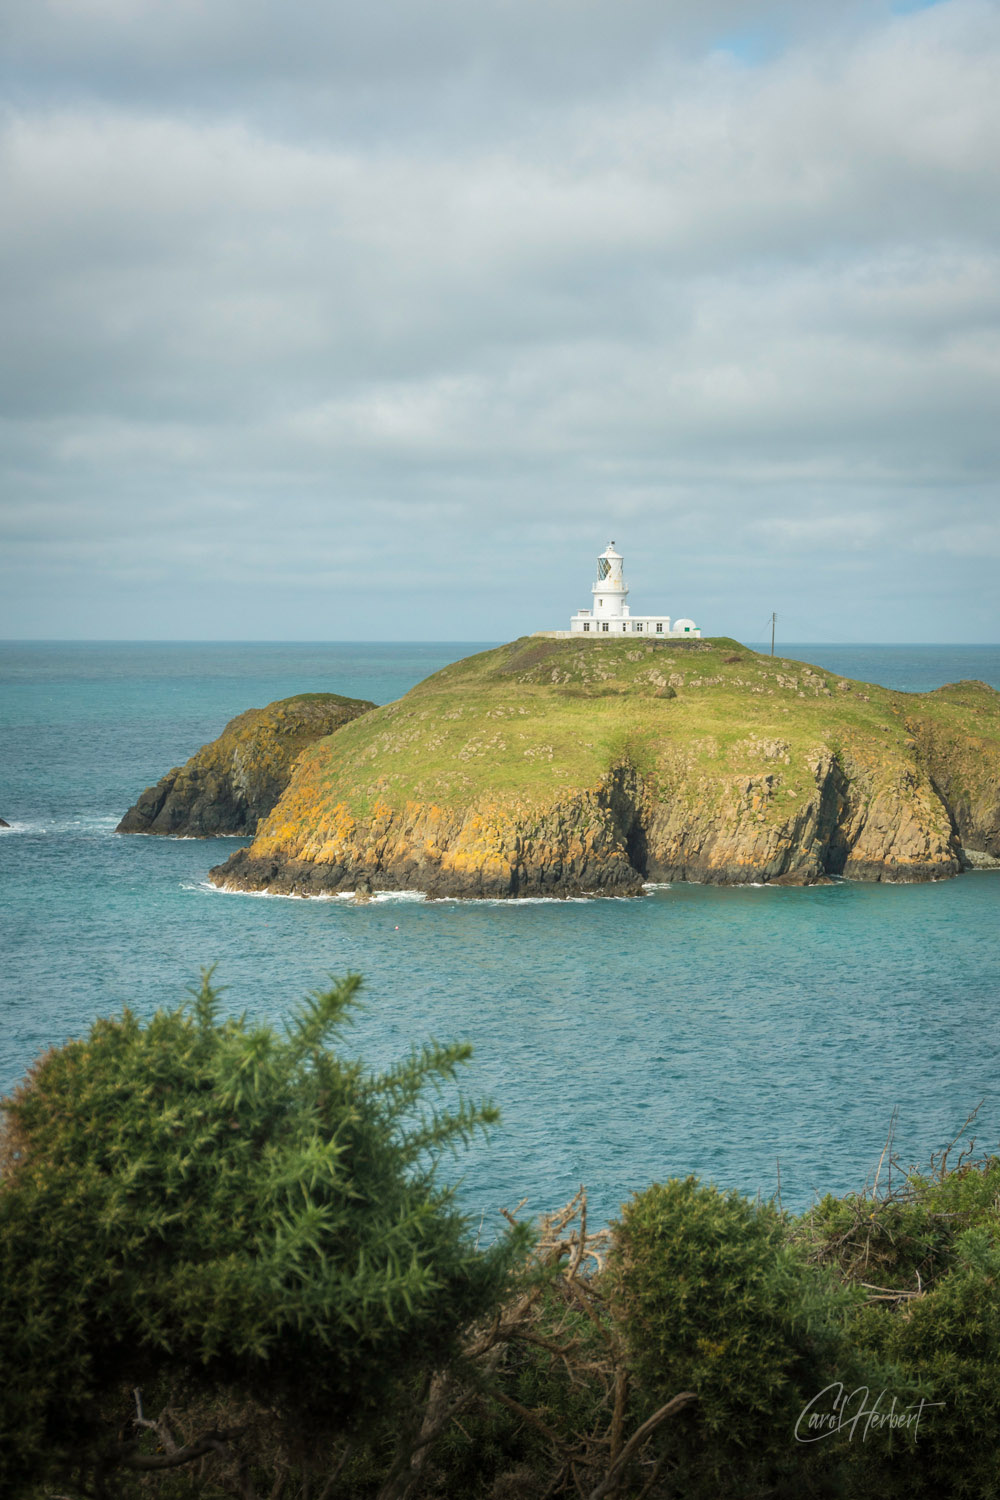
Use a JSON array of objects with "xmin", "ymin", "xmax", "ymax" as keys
[{"xmin": 117, "ymin": 693, "xmax": 375, "ymax": 837}]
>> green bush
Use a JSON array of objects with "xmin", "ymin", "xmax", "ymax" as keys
[
  {"xmin": 801, "ymin": 1155, "xmax": 1000, "ymax": 1290},
  {"xmin": 612, "ymin": 1176, "xmax": 879, "ymax": 1497},
  {"xmin": 0, "ymin": 972, "xmax": 522, "ymax": 1497},
  {"xmin": 870, "ymin": 1226, "xmax": 1000, "ymax": 1498},
  {"xmin": 801, "ymin": 1159, "xmax": 1000, "ymax": 1500}
]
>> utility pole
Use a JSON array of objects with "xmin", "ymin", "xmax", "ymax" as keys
[{"xmin": 770, "ymin": 612, "xmax": 776, "ymax": 657}]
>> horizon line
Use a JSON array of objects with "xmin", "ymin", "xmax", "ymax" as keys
[{"xmin": 2, "ymin": 638, "xmax": 999, "ymax": 649}]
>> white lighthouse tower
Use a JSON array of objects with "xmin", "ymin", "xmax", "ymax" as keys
[{"xmin": 591, "ymin": 541, "xmax": 629, "ymax": 620}]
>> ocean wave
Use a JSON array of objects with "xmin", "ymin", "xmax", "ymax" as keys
[
  {"xmin": 183, "ymin": 880, "xmax": 352, "ymax": 903},
  {"xmin": 126, "ymin": 830, "xmax": 248, "ymax": 840},
  {"xmin": 0, "ymin": 815, "xmax": 119, "ymax": 836}
]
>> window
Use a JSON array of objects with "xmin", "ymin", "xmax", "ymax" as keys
[
  {"xmin": 602, "ymin": 622, "xmax": 609, "ymax": 632},
  {"xmin": 597, "ymin": 557, "xmax": 611, "ymax": 580},
  {"xmin": 634, "ymin": 623, "xmax": 643, "ymax": 632},
  {"xmin": 622, "ymin": 623, "xmax": 627, "ymax": 631},
  {"xmin": 598, "ymin": 598, "xmax": 603, "ymax": 608},
  {"xmin": 583, "ymin": 622, "xmax": 590, "ymax": 632},
  {"xmin": 655, "ymin": 623, "xmax": 663, "ymax": 633}
]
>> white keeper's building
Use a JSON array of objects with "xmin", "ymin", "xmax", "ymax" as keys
[{"xmin": 540, "ymin": 541, "xmax": 701, "ymax": 639}]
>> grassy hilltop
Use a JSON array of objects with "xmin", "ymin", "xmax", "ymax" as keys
[{"xmin": 209, "ymin": 636, "xmax": 1000, "ymax": 898}]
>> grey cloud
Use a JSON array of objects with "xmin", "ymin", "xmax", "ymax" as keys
[
  {"xmin": 1, "ymin": 0, "xmax": 879, "ymax": 123},
  {"xmin": 1, "ymin": 0, "xmax": 998, "ymax": 641}
]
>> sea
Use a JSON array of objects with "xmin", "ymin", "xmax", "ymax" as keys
[{"xmin": 2, "ymin": 640, "xmax": 999, "ymax": 1230}]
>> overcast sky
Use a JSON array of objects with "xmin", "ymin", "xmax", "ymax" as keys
[{"xmin": 1, "ymin": 0, "xmax": 998, "ymax": 642}]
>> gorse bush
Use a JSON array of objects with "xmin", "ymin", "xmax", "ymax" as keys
[
  {"xmin": 850, "ymin": 1229, "xmax": 1000, "ymax": 1500},
  {"xmin": 0, "ymin": 972, "xmax": 525, "ymax": 1497},
  {"xmin": 800, "ymin": 1153, "xmax": 1000, "ymax": 1500},
  {"xmin": 611, "ymin": 1177, "xmax": 886, "ymax": 1497}
]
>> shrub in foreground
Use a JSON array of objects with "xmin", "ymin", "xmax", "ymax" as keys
[
  {"xmin": 802, "ymin": 1153, "xmax": 1000, "ymax": 1499},
  {"xmin": 0, "ymin": 973, "xmax": 523, "ymax": 1497},
  {"xmin": 612, "ymin": 1176, "xmax": 885, "ymax": 1497}
]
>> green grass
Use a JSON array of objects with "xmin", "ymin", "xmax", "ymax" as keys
[{"xmin": 251, "ymin": 637, "xmax": 1000, "ymax": 857}]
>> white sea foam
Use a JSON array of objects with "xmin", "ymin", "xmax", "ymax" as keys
[
  {"xmin": 184, "ymin": 878, "xmax": 627, "ymax": 906},
  {"xmin": 185, "ymin": 880, "xmax": 349, "ymax": 902},
  {"xmin": 413, "ymin": 892, "xmax": 633, "ymax": 905},
  {"xmin": 0, "ymin": 815, "xmax": 119, "ymax": 836},
  {"xmin": 129, "ymin": 831, "xmax": 248, "ymax": 840},
  {"xmin": 467, "ymin": 894, "xmax": 623, "ymax": 904}
]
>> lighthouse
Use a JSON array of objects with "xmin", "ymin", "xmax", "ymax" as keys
[
  {"xmin": 542, "ymin": 540, "xmax": 701, "ymax": 638},
  {"xmin": 591, "ymin": 541, "xmax": 629, "ymax": 619}
]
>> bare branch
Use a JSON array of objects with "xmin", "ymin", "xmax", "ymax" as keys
[
  {"xmin": 132, "ymin": 1387, "xmax": 180, "ymax": 1456},
  {"xmin": 490, "ymin": 1390, "xmax": 575, "ymax": 1452},
  {"xmin": 585, "ymin": 1393, "xmax": 697, "ymax": 1500},
  {"xmin": 859, "ymin": 1282, "xmax": 922, "ymax": 1301},
  {"xmin": 120, "ymin": 1428, "xmax": 244, "ymax": 1471},
  {"xmin": 872, "ymin": 1105, "xmax": 899, "ymax": 1200},
  {"xmin": 315, "ymin": 1442, "xmax": 354, "ymax": 1500},
  {"xmin": 608, "ymin": 1367, "xmax": 627, "ymax": 1467}
]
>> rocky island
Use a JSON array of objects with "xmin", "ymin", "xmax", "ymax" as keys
[
  {"xmin": 117, "ymin": 692, "xmax": 375, "ymax": 837},
  {"xmin": 194, "ymin": 636, "xmax": 1000, "ymax": 899}
]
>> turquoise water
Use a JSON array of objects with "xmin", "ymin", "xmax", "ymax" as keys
[{"xmin": 2, "ymin": 641, "xmax": 999, "ymax": 1227}]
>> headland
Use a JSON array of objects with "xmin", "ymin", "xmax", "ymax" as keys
[
  {"xmin": 117, "ymin": 692, "xmax": 375, "ymax": 837},
  {"xmin": 194, "ymin": 636, "xmax": 1000, "ymax": 899}
]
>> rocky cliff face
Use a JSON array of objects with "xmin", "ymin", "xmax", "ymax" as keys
[
  {"xmin": 216, "ymin": 767, "xmax": 650, "ymax": 899},
  {"xmin": 117, "ymin": 693, "xmax": 375, "ymax": 837},
  {"xmin": 906, "ymin": 683, "xmax": 1000, "ymax": 863},
  {"xmin": 204, "ymin": 639, "xmax": 1000, "ymax": 899},
  {"xmin": 638, "ymin": 745, "xmax": 960, "ymax": 886}
]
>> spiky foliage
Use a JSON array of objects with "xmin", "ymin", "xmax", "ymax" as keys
[
  {"xmin": 0, "ymin": 973, "xmax": 521, "ymax": 1496},
  {"xmin": 798, "ymin": 1145, "xmax": 1000, "ymax": 1500},
  {"xmin": 611, "ymin": 1176, "xmax": 884, "ymax": 1498}
]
